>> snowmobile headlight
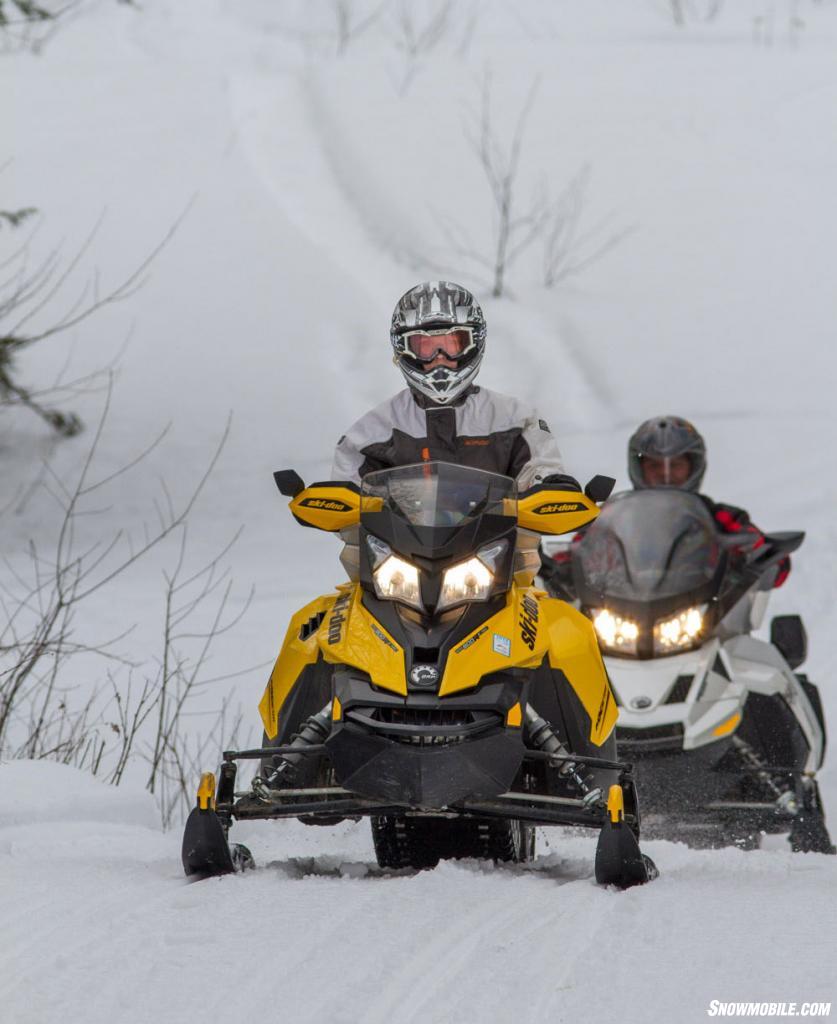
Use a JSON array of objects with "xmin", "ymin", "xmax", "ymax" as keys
[
  {"xmin": 372, "ymin": 553, "xmax": 422, "ymax": 610},
  {"xmin": 653, "ymin": 605, "xmax": 706, "ymax": 654},
  {"xmin": 592, "ymin": 608, "xmax": 639, "ymax": 655},
  {"xmin": 366, "ymin": 533, "xmax": 393, "ymax": 570},
  {"xmin": 436, "ymin": 543, "xmax": 503, "ymax": 612}
]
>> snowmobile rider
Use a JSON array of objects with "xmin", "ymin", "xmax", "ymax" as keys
[
  {"xmin": 628, "ymin": 415, "xmax": 790, "ymax": 587},
  {"xmin": 332, "ymin": 280, "xmax": 581, "ymax": 492}
]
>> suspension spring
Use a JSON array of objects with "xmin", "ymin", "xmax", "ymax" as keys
[{"xmin": 524, "ymin": 706, "xmax": 599, "ymax": 803}]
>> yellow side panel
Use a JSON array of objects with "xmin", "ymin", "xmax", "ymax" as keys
[
  {"xmin": 258, "ymin": 593, "xmax": 338, "ymax": 738},
  {"xmin": 541, "ymin": 599, "xmax": 618, "ymax": 745},
  {"xmin": 320, "ymin": 584, "xmax": 407, "ymax": 697},
  {"xmin": 517, "ymin": 488, "xmax": 600, "ymax": 535},
  {"xmin": 439, "ymin": 585, "xmax": 546, "ymax": 697},
  {"xmin": 290, "ymin": 485, "xmax": 361, "ymax": 532}
]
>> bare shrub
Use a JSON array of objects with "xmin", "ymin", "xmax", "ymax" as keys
[
  {"xmin": 438, "ymin": 73, "xmax": 546, "ymax": 298},
  {"xmin": 388, "ymin": 0, "xmax": 454, "ymax": 95},
  {"xmin": 542, "ymin": 165, "xmax": 636, "ymax": 289},
  {"xmin": 331, "ymin": 0, "xmax": 387, "ymax": 55},
  {"xmin": 425, "ymin": 77, "xmax": 633, "ymax": 298},
  {"xmin": 0, "ymin": 0, "xmax": 78, "ymax": 55},
  {"xmin": 753, "ymin": 1, "xmax": 807, "ymax": 47},
  {"xmin": 144, "ymin": 523, "xmax": 255, "ymax": 827},
  {"xmin": 0, "ymin": 201, "xmax": 188, "ymax": 437},
  {"xmin": 0, "ymin": 387, "xmax": 254, "ymax": 825},
  {"xmin": 655, "ymin": 0, "xmax": 724, "ymax": 26}
]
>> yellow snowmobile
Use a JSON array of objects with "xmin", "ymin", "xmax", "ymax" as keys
[{"xmin": 182, "ymin": 461, "xmax": 657, "ymax": 887}]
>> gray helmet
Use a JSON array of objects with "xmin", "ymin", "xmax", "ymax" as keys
[
  {"xmin": 390, "ymin": 281, "xmax": 486, "ymax": 405},
  {"xmin": 628, "ymin": 415, "xmax": 707, "ymax": 492}
]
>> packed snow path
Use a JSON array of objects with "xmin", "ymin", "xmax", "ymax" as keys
[{"xmin": 1, "ymin": 763, "xmax": 834, "ymax": 1024}]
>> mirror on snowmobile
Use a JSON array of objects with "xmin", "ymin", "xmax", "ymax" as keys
[
  {"xmin": 761, "ymin": 531, "xmax": 805, "ymax": 556},
  {"xmin": 274, "ymin": 469, "xmax": 305, "ymax": 497},
  {"xmin": 585, "ymin": 475, "xmax": 615, "ymax": 503},
  {"xmin": 744, "ymin": 530, "xmax": 805, "ymax": 566}
]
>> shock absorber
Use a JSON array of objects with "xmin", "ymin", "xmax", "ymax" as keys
[
  {"xmin": 254, "ymin": 702, "xmax": 333, "ymax": 800},
  {"xmin": 732, "ymin": 735, "xmax": 798, "ymax": 814},
  {"xmin": 525, "ymin": 705, "xmax": 603, "ymax": 808}
]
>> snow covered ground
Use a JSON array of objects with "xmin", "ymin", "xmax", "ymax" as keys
[
  {"xmin": 2, "ymin": 760, "xmax": 834, "ymax": 1024},
  {"xmin": 3, "ymin": 1, "xmax": 837, "ymax": 1020}
]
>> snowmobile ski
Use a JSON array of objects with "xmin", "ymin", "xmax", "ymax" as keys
[
  {"xmin": 595, "ymin": 785, "xmax": 658, "ymax": 888},
  {"xmin": 181, "ymin": 772, "xmax": 254, "ymax": 878}
]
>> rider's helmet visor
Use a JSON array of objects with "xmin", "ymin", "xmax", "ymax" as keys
[{"xmin": 640, "ymin": 454, "xmax": 694, "ymax": 488}]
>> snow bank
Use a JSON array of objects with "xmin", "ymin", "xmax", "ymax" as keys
[{"xmin": 0, "ymin": 759, "xmax": 159, "ymax": 830}]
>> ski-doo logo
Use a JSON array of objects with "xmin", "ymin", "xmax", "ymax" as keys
[
  {"xmin": 370, "ymin": 622, "xmax": 398, "ymax": 652},
  {"xmin": 519, "ymin": 594, "xmax": 539, "ymax": 650},
  {"xmin": 533, "ymin": 501, "xmax": 586, "ymax": 515},
  {"xmin": 454, "ymin": 626, "xmax": 488, "ymax": 654},
  {"xmin": 300, "ymin": 498, "xmax": 353, "ymax": 513},
  {"xmin": 327, "ymin": 592, "xmax": 352, "ymax": 645}
]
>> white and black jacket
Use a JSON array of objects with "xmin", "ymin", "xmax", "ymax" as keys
[{"xmin": 332, "ymin": 386, "xmax": 572, "ymax": 490}]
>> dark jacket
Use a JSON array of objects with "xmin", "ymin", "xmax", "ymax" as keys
[{"xmin": 701, "ymin": 497, "xmax": 790, "ymax": 588}]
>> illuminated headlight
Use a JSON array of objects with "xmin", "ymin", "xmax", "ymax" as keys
[
  {"xmin": 436, "ymin": 542, "xmax": 505, "ymax": 612},
  {"xmin": 592, "ymin": 608, "xmax": 639, "ymax": 655},
  {"xmin": 653, "ymin": 606, "xmax": 705, "ymax": 654},
  {"xmin": 373, "ymin": 554, "xmax": 422, "ymax": 610},
  {"xmin": 368, "ymin": 537, "xmax": 423, "ymax": 610}
]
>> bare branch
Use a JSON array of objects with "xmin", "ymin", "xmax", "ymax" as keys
[{"xmin": 463, "ymin": 73, "xmax": 545, "ymax": 297}]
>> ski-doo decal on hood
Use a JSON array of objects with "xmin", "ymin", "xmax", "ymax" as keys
[
  {"xmin": 258, "ymin": 584, "xmax": 407, "ymax": 738},
  {"xmin": 320, "ymin": 584, "xmax": 407, "ymax": 696},
  {"xmin": 439, "ymin": 587, "xmax": 543, "ymax": 697},
  {"xmin": 439, "ymin": 585, "xmax": 616, "ymax": 743}
]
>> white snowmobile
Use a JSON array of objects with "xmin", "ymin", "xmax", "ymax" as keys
[{"xmin": 541, "ymin": 488, "xmax": 833, "ymax": 852}]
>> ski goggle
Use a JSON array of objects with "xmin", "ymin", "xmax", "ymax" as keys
[{"xmin": 399, "ymin": 326, "xmax": 476, "ymax": 364}]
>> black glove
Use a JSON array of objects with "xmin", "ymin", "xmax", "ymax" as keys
[{"xmin": 541, "ymin": 473, "xmax": 582, "ymax": 491}]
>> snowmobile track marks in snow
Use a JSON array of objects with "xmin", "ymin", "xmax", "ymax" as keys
[{"xmin": 357, "ymin": 883, "xmax": 528, "ymax": 1024}]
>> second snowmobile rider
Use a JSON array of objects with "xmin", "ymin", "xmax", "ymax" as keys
[
  {"xmin": 628, "ymin": 415, "xmax": 790, "ymax": 587},
  {"xmin": 332, "ymin": 280, "xmax": 580, "ymax": 491}
]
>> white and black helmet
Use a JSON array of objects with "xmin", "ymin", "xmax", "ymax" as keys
[
  {"xmin": 390, "ymin": 281, "xmax": 486, "ymax": 405},
  {"xmin": 628, "ymin": 415, "xmax": 707, "ymax": 492}
]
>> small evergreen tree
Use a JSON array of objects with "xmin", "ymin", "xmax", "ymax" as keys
[
  {"xmin": 0, "ymin": 206, "xmax": 83, "ymax": 436},
  {"xmin": 0, "ymin": 1, "xmax": 53, "ymax": 25}
]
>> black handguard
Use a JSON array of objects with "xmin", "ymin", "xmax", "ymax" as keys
[{"xmin": 541, "ymin": 473, "xmax": 582, "ymax": 492}]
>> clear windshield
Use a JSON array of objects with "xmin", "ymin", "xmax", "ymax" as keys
[
  {"xmin": 361, "ymin": 462, "xmax": 516, "ymax": 529},
  {"xmin": 574, "ymin": 490, "xmax": 721, "ymax": 601}
]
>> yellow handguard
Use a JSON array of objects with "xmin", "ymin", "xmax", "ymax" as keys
[
  {"xmin": 290, "ymin": 484, "xmax": 363, "ymax": 532},
  {"xmin": 517, "ymin": 487, "xmax": 600, "ymax": 534}
]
